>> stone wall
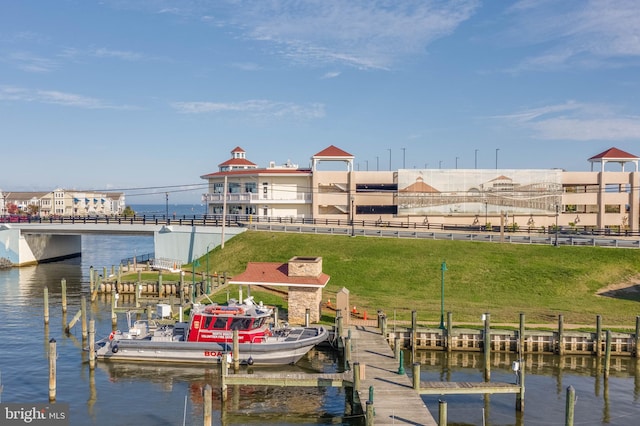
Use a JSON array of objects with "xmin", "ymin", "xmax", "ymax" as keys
[{"xmin": 288, "ymin": 286, "xmax": 323, "ymax": 324}]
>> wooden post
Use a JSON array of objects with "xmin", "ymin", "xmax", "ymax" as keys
[
  {"xmin": 411, "ymin": 310, "xmax": 417, "ymax": 361},
  {"xmin": 635, "ymin": 316, "xmax": 640, "ymax": 358},
  {"xmin": 179, "ymin": 272, "xmax": 185, "ymax": 307},
  {"xmin": 438, "ymin": 400, "xmax": 447, "ymax": 426},
  {"xmin": 565, "ymin": 385, "xmax": 575, "ymax": 426},
  {"xmin": 89, "ymin": 266, "xmax": 94, "ymax": 293},
  {"xmin": 365, "ymin": 401, "xmax": 374, "ymax": 426},
  {"xmin": 516, "ymin": 357, "xmax": 525, "ymax": 412},
  {"xmin": 519, "ymin": 313, "xmax": 525, "ymax": 355},
  {"xmin": 305, "ymin": 308, "xmax": 310, "ymax": 327},
  {"xmin": 412, "ymin": 362, "xmax": 420, "ymax": 391},
  {"xmin": 89, "ymin": 320, "xmax": 95, "ymax": 370},
  {"xmin": 352, "ymin": 361, "xmax": 361, "ymax": 401},
  {"xmin": 81, "ymin": 296, "xmax": 88, "ymax": 340},
  {"xmin": 595, "ymin": 315, "xmax": 602, "ymax": 356},
  {"xmin": 381, "ymin": 314, "xmax": 387, "ymax": 338},
  {"xmin": 604, "ymin": 330, "xmax": 612, "ymax": 379},
  {"xmin": 111, "ymin": 290, "xmax": 117, "ymax": 328},
  {"xmin": 273, "ymin": 307, "xmax": 279, "ymax": 328},
  {"xmin": 446, "ymin": 312, "xmax": 453, "ymax": 353},
  {"xmin": 221, "ymin": 354, "xmax": 228, "ymax": 402},
  {"xmin": 48, "ymin": 338, "xmax": 56, "ymax": 401},
  {"xmin": 558, "ymin": 314, "xmax": 564, "ymax": 356},
  {"xmin": 232, "ymin": 330, "xmax": 240, "ymax": 372},
  {"xmin": 344, "ymin": 336, "xmax": 352, "ymax": 370},
  {"xmin": 61, "ymin": 279, "xmax": 67, "ymax": 314},
  {"xmin": 203, "ymin": 384, "xmax": 212, "ymax": 426},
  {"xmin": 158, "ymin": 271, "xmax": 163, "ymax": 298},
  {"xmin": 44, "ymin": 287, "xmax": 49, "ymax": 325},
  {"xmin": 394, "ymin": 337, "xmax": 401, "ymax": 360},
  {"xmin": 337, "ymin": 313, "xmax": 344, "ymax": 343},
  {"xmin": 483, "ymin": 313, "xmax": 491, "ymax": 381}
]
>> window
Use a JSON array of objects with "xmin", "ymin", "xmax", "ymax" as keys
[{"xmin": 245, "ymin": 182, "xmax": 257, "ymax": 193}]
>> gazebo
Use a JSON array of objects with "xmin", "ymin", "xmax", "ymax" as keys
[{"xmin": 229, "ymin": 256, "xmax": 330, "ymax": 324}]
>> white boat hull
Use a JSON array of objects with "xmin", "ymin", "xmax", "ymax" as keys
[{"xmin": 95, "ymin": 326, "xmax": 328, "ymax": 366}]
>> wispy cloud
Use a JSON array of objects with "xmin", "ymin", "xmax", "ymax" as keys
[
  {"xmin": 171, "ymin": 99, "xmax": 325, "ymax": 119},
  {"xmin": 496, "ymin": 101, "xmax": 640, "ymax": 140},
  {"xmin": 0, "ymin": 85, "xmax": 136, "ymax": 109},
  {"xmin": 92, "ymin": 48, "xmax": 145, "ymax": 61},
  {"xmin": 321, "ymin": 71, "xmax": 341, "ymax": 79},
  {"xmin": 232, "ymin": 0, "xmax": 480, "ymax": 70},
  {"xmin": 506, "ymin": 0, "xmax": 640, "ymax": 71},
  {"xmin": 5, "ymin": 51, "xmax": 58, "ymax": 73}
]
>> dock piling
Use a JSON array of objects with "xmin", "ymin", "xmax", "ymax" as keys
[
  {"xmin": 438, "ymin": 400, "xmax": 447, "ymax": 426},
  {"xmin": 483, "ymin": 313, "xmax": 491, "ymax": 381},
  {"xmin": 61, "ymin": 279, "xmax": 67, "ymax": 314},
  {"xmin": 48, "ymin": 338, "xmax": 56, "ymax": 402},
  {"xmin": 604, "ymin": 330, "xmax": 612, "ymax": 379},
  {"xmin": 203, "ymin": 384, "xmax": 212, "ymax": 426},
  {"xmin": 565, "ymin": 385, "xmax": 575, "ymax": 426},
  {"xmin": 88, "ymin": 320, "xmax": 95, "ymax": 370},
  {"xmin": 44, "ymin": 287, "xmax": 49, "ymax": 325}
]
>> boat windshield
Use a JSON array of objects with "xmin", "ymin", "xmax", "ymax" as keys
[
  {"xmin": 203, "ymin": 315, "xmax": 229, "ymax": 330},
  {"xmin": 252, "ymin": 317, "xmax": 266, "ymax": 329},
  {"xmin": 230, "ymin": 318, "xmax": 252, "ymax": 330}
]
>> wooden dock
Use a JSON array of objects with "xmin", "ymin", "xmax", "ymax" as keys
[{"xmin": 349, "ymin": 325, "xmax": 438, "ymax": 425}]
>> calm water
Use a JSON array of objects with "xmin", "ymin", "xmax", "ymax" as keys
[{"xmin": 1, "ymin": 208, "xmax": 639, "ymax": 425}]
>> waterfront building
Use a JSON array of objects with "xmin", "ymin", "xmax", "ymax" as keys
[
  {"xmin": 0, "ymin": 188, "xmax": 125, "ymax": 217},
  {"xmin": 202, "ymin": 146, "xmax": 640, "ymax": 233}
]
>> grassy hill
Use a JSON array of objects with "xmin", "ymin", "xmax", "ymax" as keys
[{"xmin": 193, "ymin": 230, "xmax": 640, "ymax": 327}]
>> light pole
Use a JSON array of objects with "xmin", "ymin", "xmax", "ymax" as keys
[
  {"xmin": 455, "ymin": 156, "xmax": 459, "ymax": 169},
  {"xmin": 554, "ymin": 204, "xmax": 559, "ymax": 246},
  {"xmin": 475, "ymin": 149, "xmax": 478, "ymax": 169},
  {"xmin": 165, "ymin": 192, "xmax": 169, "ymax": 218},
  {"xmin": 402, "ymin": 147, "xmax": 406, "ymax": 169},
  {"xmin": 376, "ymin": 156, "xmax": 379, "ymax": 171},
  {"xmin": 351, "ymin": 197, "xmax": 355, "ymax": 237},
  {"xmin": 439, "ymin": 160, "xmax": 443, "ymax": 169},
  {"xmin": 495, "ymin": 148, "xmax": 500, "ymax": 169},
  {"xmin": 485, "ymin": 201, "xmax": 488, "ymax": 229},
  {"xmin": 366, "ymin": 160, "xmax": 369, "ymax": 171},
  {"xmin": 439, "ymin": 261, "xmax": 447, "ymax": 329},
  {"xmin": 191, "ymin": 258, "xmax": 200, "ymax": 301},
  {"xmin": 388, "ymin": 148, "xmax": 392, "ymax": 171},
  {"xmin": 206, "ymin": 243, "xmax": 212, "ymax": 291}
]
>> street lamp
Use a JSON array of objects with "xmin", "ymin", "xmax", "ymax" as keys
[
  {"xmin": 165, "ymin": 192, "xmax": 169, "ymax": 219},
  {"xmin": 495, "ymin": 148, "xmax": 500, "ymax": 169},
  {"xmin": 475, "ymin": 149, "xmax": 478, "ymax": 169},
  {"xmin": 485, "ymin": 201, "xmax": 488, "ymax": 229},
  {"xmin": 351, "ymin": 197, "xmax": 355, "ymax": 237},
  {"xmin": 387, "ymin": 148, "xmax": 392, "ymax": 171},
  {"xmin": 206, "ymin": 243, "xmax": 212, "ymax": 292},
  {"xmin": 455, "ymin": 156, "xmax": 459, "ymax": 169},
  {"xmin": 402, "ymin": 147, "xmax": 406, "ymax": 169},
  {"xmin": 554, "ymin": 204, "xmax": 559, "ymax": 246},
  {"xmin": 439, "ymin": 160, "xmax": 443, "ymax": 169},
  {"xmin": 439, "ymin": 261, "xmax": 447, "ymax": 329}
]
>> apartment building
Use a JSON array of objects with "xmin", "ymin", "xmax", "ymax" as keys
[{"xmin": 0, "ymin": 189, "xmax": 126, "ymax": 217}]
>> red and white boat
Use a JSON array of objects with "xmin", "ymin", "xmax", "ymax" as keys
[{"xmin": 94, "ymin": 297, "xmax": 329, "ymax": 365}]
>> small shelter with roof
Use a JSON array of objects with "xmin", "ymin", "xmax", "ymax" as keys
[
  {"xmin": 588, "ymin": 147, "xmax": 639, "ymax": 172},
  {"xmin": 229, "ymin": 256, "xmax": 330, "ymax": 324}
]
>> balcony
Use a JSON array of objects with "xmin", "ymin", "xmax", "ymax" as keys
[{"xmin": 203, "ymin": 192, "xmax": 311, "ymax": 204}]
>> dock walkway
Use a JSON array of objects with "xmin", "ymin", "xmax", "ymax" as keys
[{"xmin": 350, "ymin": 325, "xmax": 437, "ymax": 425}]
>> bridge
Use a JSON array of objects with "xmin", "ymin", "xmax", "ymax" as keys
[{"xmin": 0, "ymin": 221, "xmax": 245, "ymax": 267}]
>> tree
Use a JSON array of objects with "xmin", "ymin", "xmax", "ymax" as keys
[{"xmin": 122, "ymin": 206, "xmax": 135, "ymax": 217}]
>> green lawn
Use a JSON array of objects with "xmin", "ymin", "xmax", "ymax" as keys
[{"xmin": 165, "ymin": 231, "xmax": 640, "ymax": 327}]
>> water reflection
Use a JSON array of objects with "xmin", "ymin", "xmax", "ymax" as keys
[{"xmin": 413, "ymin": 350, "xmax": 640, "ymax": 426}]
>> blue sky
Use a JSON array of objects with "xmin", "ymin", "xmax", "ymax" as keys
[{"xmin": 2, "ymin": 0, "xmax": 640, "ymax": 204}]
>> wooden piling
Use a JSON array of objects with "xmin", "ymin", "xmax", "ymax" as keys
[
  {"xmin": 365, "ymin": 401, "xmax": 374, "ymax": 426},
  {"xmin": 203, "ymin": 384, "xmax": 212, "ymax": 426},
  {"xmin": 595, "ymin": 315, "xmax": 602, "ymax": 356},
  {"xmin": 81, "ymin": 296, "xmax": 88, "ymax": 340},
  {"xmin": 519, "ymin": 313, "xmax": 525, "ymax": 355},
  {"xmin": 111, "ymin": 291, "xmax": 117, "ymax": 328},
  {"xmin": 48, "ymin": 338, "xmax": 56, "ymax": 401},
  {"xmin": 516, "ymin": 358, "xmax": 525, "ymax": 412},
  {"xmin": 412, "ymin": 362, "xmax": 420, "ymax": 390},
  {"xmin": 89, "ymin": 320, "xmax": 95, "ymax": 370},
  {"xmin": 89, "ymin": 266, "xmax": 94, "ymax": 292},
  {"xmin": 635, "ymin": 316, "xmax": 640, "ymax": 358},
  {"xmin": 604, "ymin": 330, "xmax": 612, "ymax": 379},
  {"xmin": 353, "ymin": 361, "xmax": 360, "ymax": 401},
  {"xmin": 438, "ymin": 400, "xmax": 447, "ymax": 426},
  {"xmin": 65, "ymin": 310, "xmax": 82, "ymax": 333},
  {"xmin": 233, "ymin": 330, "xmax": 240, "ymax": 371},
  {"xmin": 305, "ymin": 308, "xmax": 310, "ymax": 327},
  {"xmin": 61, "ymin": 279, "xmax": 67, "ymax": 313},
  {"xmin": 394, "ymin": 337, "xmax": 401, "ymax": 360},
  {"xmin": 344, "ymin": 336, "xmax": 352, "ymax": 369},
  {"xmin": 558, "ymin": 314, "xmax": 564, "ymax": 355},
  {"xmin": 446, "ymin": 312, "xmax": 453, "ymax": 353},
  {"xmin": 483, "ymin": 313, "xmax": 491, "ymax": 381},
  {"xmin": 44, "ymin": 287, "xmax": 49, "ymax": 325},
  {"xmin": 565, "ymin": 385, "xmax": 575, "ymax": 426},
  {"xmin": 158, "ymin": 271, "xmax": 163, "ymax": 298},
  {"xmin": 221, "ymin": 354, "xmax": 228, "ymax": 402}
]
